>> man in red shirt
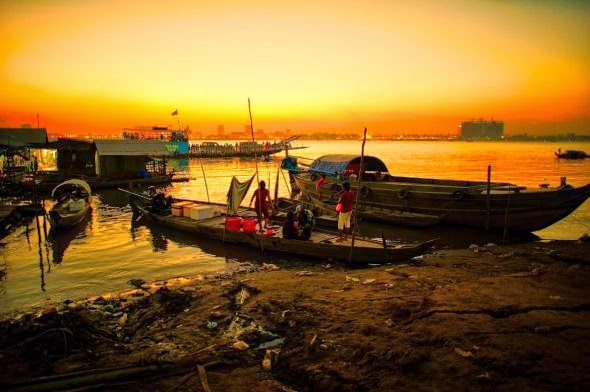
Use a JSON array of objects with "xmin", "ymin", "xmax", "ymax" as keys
[
  {"xmin": 249, "ymin": 180, "xmax": 272, "ymax": 229},
  {"xmin": 337, "ymin": 182, "xmax": 354, "ymax": 242}
]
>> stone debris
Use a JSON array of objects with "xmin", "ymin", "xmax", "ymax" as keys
[
  {"xmin": 235, "ymin": 288, "xmax": 251, "ymax": 305},
  {"xmin": 454, "ymin": 347, "xmax": 474, "ymax": 358},
  {"xmin": 261, "ymin": 263, "xmax": 280, "ymax": 271},
  {"xmin": 232, "ymin": 340, "xmax": 250, "ymax": 351}
]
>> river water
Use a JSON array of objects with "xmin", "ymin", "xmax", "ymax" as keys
[{"xmin": 1, "ymin": 141, "xmax": 589, "ymax": 316}]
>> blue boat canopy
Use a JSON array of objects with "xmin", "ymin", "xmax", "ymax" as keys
[{"xmin": 310, "ymin": 154, "xmax": 388, "ymax": 176}]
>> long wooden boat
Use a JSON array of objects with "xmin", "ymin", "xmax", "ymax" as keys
[
  {"xmin": 48, "ymin": 179, "xmax": 92, "ymax": 230},
  {"xmin": 188, "ymin": 136, "xmax": 306, "ymax": 159},
  {"xmin": 283, "ymin": 154, "xmax": 590, "ymax": 232},
  {"xmin": 129, "ymin": 196, "xmax": 436, "ymax": 264}
]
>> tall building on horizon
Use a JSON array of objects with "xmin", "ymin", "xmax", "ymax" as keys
[{"xmin": 460, "ymin": 119, "xmax": 504, "ymax": 140}]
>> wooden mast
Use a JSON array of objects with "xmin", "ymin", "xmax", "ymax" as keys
[
  {"xmin": 348, "ymin": 127, "xmax": 368, "ymax": 264},
  {"xmin": 248, "ymin": 98, "xmax": 262, "ymax": 231}
]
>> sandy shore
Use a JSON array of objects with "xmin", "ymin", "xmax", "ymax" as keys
[{"xmin": 1, "ymin": 239, "xmax": 589, "ymax": 391}]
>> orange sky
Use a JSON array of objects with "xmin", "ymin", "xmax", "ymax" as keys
[{"xmin": 1, "ymin": 0, "xmax": 589, "ymax": 135}]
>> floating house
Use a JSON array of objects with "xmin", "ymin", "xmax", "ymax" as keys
[
  {"xmin": 23, "ymin": 138, "xmax": 181, "ymax": 193},
  {"xmin": 0, "ymin": 128, "xmax": 48, "ymax": 182}
]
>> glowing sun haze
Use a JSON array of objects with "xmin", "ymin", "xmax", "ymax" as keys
[{"xmin": 1, "ymin": 0, "xmax": 589, "ymax": 135}]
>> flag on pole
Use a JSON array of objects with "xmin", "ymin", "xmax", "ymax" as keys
[{"xmin": 171, "ymin": 109, "xmax": 178, "ymax": 116}]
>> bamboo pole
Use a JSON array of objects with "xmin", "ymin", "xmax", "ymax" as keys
[
  {"xmin": 485, "ymin": 164, "xmax": 491, "ymax": 231},
  {"xmin": 198, "ymin": 158, "xmax": 210, "ymax": 203},
  {"xmin": 280, "ymin": 168, "xmax": 292, "ymax": 199},
  {"xmin": 502, "ymin": 186, "xmax": 511, "ymax": 244},
  {"xmin": 274, "ymin": 164, "xmax": 280, "ymax": 209},
  {"xmin": 348, "ymin": 128, "xmax": 368, "ymax": 264},
  {"xmin": 248, "ymin": 98, "xmax": 263, "ymax": 233}
]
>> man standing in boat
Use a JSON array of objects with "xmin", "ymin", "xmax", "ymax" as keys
[
  {"xmin": 337, "ymin": 182, "xmax": 354, "ymax": 242},
  {"xmin": 249, "ymin": 180, "xmax": 272, "ymax": 230}
]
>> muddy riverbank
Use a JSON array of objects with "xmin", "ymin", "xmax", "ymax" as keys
[{"xmin": 1, "ymin": 239, "xmax": 589, "ymax": 391}]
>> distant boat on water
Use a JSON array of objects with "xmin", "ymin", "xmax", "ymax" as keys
[
  {"xmin": 555, "ymin": 149, "xmax": 588, "ymax": 159},
  {"xmin": 188, "ymin": 135, "xmax": 306, "ymax": 158},
  {"xmin": 283, "ymin": 154, "xmax": 590, "ymax": 233},
  {"xmin": 122, "ymin": 126, "xmax": 189, "ymax": 155}
]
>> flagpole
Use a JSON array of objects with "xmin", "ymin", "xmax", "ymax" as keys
[
  {"xmin": 173, "ymin": 108, "xmax": 181, "ymax": 130},
  {"xmin": 248, "ymin": 98, "xmax": 263, "ymax": 232}
]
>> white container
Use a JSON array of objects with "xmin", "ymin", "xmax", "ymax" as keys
[
  {"xmin": 189, "ymin": 205, "xmax": 217, "ymax": 220},
  {"xmin": 182, "ymin": 203, "xmax": 196, "ymax": 217},
  {"xmin": 171, "ymin": 201, "xmax": 193, "ymax": 217}
]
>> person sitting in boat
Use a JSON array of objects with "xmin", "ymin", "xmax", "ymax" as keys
[
  {"xmin": 295, "ymin": 204, "xmax": 315, "ymax": 240},
  {"xmin": 249, "ymin": 180, "xmax": 272, "ymax": 229},
  {"xmin": 337, "ymin": 182, "xmax": 354, "ymax": 242},
  {"xmin": 282, "ymin": 210, "xmax": 297, "ymax": 240}
]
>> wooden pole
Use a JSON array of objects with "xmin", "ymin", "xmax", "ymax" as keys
[
  {"xmin": 485, "ymin": 164, "xmax": 491, "ymax": 231},
  {"xmin": 348, "ymin": 128, "xmax": 368, "ymax": 264},
  {"xmin": 274, "ymin": 164, "xmax": 280, "ymax": 209},
  {"xmin": 280, "ymin": 168, "xmax": 292, "ymax": 199},
  {"xmin": 199, "ymin": 158, "xmax": 210, "ymax": 203},
  {"xmin": 502, "ymin": 186, "xmax": 511, "ymax": 244},
  {"xmin": 248, "ymin": 98, "xmax": 263, "ymax": 232}
]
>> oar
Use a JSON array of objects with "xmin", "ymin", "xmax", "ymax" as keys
[{"xmin": 116, "ymin": 188, "xmax": 150, "ymax": 200}]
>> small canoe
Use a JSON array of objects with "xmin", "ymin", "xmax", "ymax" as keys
[
  {"xmin": 555, "ymin": 150, "xmax": 588, "ymax": 159},
  {"xmin": 130, "ymin": 196, "xmax": 436, "ymax": 265},
  {"xmin": 49, "ymin": 179, "xmax": 92, "ymax": 230}
]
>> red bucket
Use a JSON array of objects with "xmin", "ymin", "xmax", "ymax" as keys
[
  {"xmin": 242, "ymin": 218, "xmax": 258, "ymax": 233},
  {"xmin": 225, "ymin": 217, "xmax": 242, "ymax": 232}
]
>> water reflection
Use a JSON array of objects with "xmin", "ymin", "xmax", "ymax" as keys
[
  {"xmin": 47, "ymin": 211, "xmax": 91, "ymax": 264},
  {"xmin": 137, "ymin": 215, "xmax": 264, "ymax": 263},
  {"xmin": 34, "ymin": 216, "xmax": 46, "ymax": 292}
]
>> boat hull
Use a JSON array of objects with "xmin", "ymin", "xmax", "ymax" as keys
[
  {"xmin": 130, "ymin": 197, "xmax": 436, "ymax": 264},
  {"xmin": 294, "ymin": 174, "xmax": 590, "ymax": 232},
  {"xmin": 49, "ymin": 203, "xmax": 91, "ymax": 230}
]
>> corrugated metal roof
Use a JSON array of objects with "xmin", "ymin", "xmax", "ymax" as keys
[
  {"xmin": 93, "ymin": 139, "xmax": 171, "ymax": 156},
  {"xmin": 0, "ymin": 128, "xmax": 48, "ymax": 147}
]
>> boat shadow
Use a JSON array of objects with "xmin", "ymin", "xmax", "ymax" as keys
[
  {"xmin": 357, "ymin": 220, "xmax": 539, "ymax": 249},
  {"xmin": 47, "ymin": 210, "xmax": 92, "ymax": 264}
]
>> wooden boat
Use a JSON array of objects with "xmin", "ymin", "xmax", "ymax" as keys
[
  {"xmin": 48, "ymin": 179, "xmax": 92, "ymax": 229},
  {"xmin": 129, "ymin": 196, "xmax": 436, "ymax": 264},
  {"xmin": 555, "ymin": 149, "xmax": 588, "ymax": 159},
  {"xmin": 283, "ymin": 154, "xmax": 590, "ymax": 232}
]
